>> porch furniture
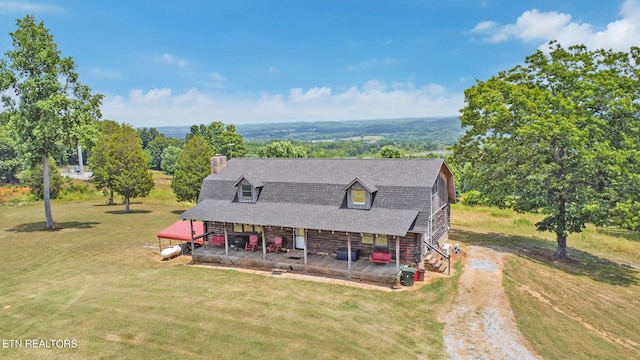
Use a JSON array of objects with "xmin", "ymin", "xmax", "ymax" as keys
[
  {"xmin": 245, "ymin": 235, "xmax": 258, "ymax": 251},
  {"xmin": 209, "ymin": 235, "xmax": 225, "ymax": 246},
  {"xmin": 269, "ymin": 236, "xmax": 283, "ymax": 253},
  {"xmin": 336, "ymin": 247, "xmax": 360, "ymax": 261},
  {"xmin": 369, "ymin": 251, "xmax": 392, "ymax": 264}
]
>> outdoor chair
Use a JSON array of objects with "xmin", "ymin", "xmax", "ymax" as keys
[
  {"xmin": 245, "ymin": 235, "xmax": 258, "ymax": 251},
  {"xmin": 210, "ymin": 235, "xmax": 225, "ymax": 246},
  {"xmin": 269, "ymin": 236, "xmax": 283, "ymax": 253}
]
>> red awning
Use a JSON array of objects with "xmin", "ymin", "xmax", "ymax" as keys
[{"xmin": 157, "ymin": 220, "xmax": 204, "ymax": 242}]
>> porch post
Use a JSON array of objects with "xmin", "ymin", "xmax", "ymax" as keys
[
  {"xmin": 395, "ymin": 235, "xmax": 400, "ymax": 272},
  {"xmin": 303, "ymin": 229, "xmax": 308, "ymax": 265},
  {"xmin": 347, "ymin": 232, "xmax": 352, "ymax": 270},
  {"xmin": 189, "ymin": 219, "xmax": 194, "ymax": 256},
  {"xmin": 223, "ymin": 223, "xmax": 229, "ymax": 255},
  {"xmin": 261, "ymin": 226, "xmax": 267, "ymax": 260}
]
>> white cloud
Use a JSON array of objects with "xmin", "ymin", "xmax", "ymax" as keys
[
  {"xmin": 0, "ymin": 0, "xmax": 62, "ymax": 13},
  {"xmin": 471, "ymin": 0, "xmax": 640, "ymax": 51},
  {"xmin": 100, "ymin": 81, "xmax": 463, "ymax": 127},
  {"xmin": 154, "ymin": 53, "xmax": 189, "ymax": 68}
]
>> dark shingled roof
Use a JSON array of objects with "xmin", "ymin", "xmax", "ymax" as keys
[{"xmin": 181, "ymin": 158, "xmax": 453, "ymax": 235}]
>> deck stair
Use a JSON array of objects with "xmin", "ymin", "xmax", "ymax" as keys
[{"xmin": 424, "ymin": 249, "xmax": 448, "ymax": 273}]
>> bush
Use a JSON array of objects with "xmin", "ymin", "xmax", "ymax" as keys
[{"xmin": 462, "ymin": 190, "xmax": 486, "ymax": 206}]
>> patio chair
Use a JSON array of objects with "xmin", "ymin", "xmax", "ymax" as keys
[
  {"xmin": 245, "ymin": 235, "xmax": 258, "ymax": 251},
  {"xmin": 210, "ymin": 235, "xmax": 225, "ymax": 246},
  {"xmin": 269, "ymin": 236, "xmax": 283, "ymax": 253}
]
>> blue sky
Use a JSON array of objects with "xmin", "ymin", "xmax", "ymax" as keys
[{"xmin": 0, "ymin": 0, "xmax": 638, "ymax": 127}]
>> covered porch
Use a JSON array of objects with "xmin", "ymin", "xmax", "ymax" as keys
[{"xmin": 191, "ymin": 244, "xmax": 403, "ymax": 285}]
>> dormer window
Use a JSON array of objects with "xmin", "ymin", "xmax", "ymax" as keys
[
  {"xmin": 352, "ymin": 189, "xmax": 366, "ymax": 205},
  {"xmin": 241, "ymin": 184, "xmax": 252, "ymax": 199},
  {"xmin": 233, "ymin": 175, "xmax": 263, "ymax": 203},
  {"xmin": 344, "ymin": 177, "xmax": 377, "ymax": 210}
]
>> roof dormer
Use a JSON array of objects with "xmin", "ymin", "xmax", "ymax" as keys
[
  {"xmin": 233, "ymin": 175, "xmax": 263, "ymax": 203},
  {"xmin": 343, "ymin": 177, "xmax": 377, "ymax": 210}
]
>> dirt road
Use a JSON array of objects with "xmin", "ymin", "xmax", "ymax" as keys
[{"xmin": 441, "ymin": 246, "xmax": 538, "ymax": 360}]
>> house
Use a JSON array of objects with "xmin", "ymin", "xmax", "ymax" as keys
[{"xmin": 179, "ymin": 155, "xmax": 456, "ymax": 285}]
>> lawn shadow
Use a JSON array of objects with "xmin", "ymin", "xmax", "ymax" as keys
[
  {"xmin": 6, "ymin": 221, "xmax": 100, "ymax": 233},
  {"xmin": 104, "ymin": 209, "xmax": 152, "ymax": 215},
  {"xmin": 450, "ymin": 228, "xmax": 639, "ymax": 287},
  {"xmin": 171, "ymin": 209, "xmax": 187, "ymax": 215},
  {"xmin": 596, "ymin": 227, "xmax": 640, "ymax": 243}
]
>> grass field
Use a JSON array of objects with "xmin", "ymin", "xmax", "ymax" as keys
[
  {"xmin": 1, "ymin": 174, "xmax": 639, "ymax": 359},
  {"xmin": 451, "ymin": 204, "xmax": 640, "ymax": 359}
]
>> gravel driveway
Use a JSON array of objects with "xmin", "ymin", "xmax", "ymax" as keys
[{"xmin": 441, "ymin": 246, "xmax": 538, "ymax": 360}]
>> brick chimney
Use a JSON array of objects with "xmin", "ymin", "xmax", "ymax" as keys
[{"xmin": 210, "ymin": 155, "xmax": 227, "ymax": 174}]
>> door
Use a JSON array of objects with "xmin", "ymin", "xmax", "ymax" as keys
[{"xmin": 295, "ymin": 228, "xmax": 305, "ymax": 250}]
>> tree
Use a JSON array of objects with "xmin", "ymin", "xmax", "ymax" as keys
[
  {"xmin": 147, "ymin": 134, "xmax": 172, "ymax": 170},
  {"xmin": 379, "ymin": 145, "xmax": 403, "ymax": 158},
  {"xmin": 187, "ymin": 121, "xmax": 245, "ymax": 158},
  {"xmin": 172, "ymin": 135, "xmax": 213, "ymax": 203},
  {"xmin": 452, "ymin": 42, "xmax": 640, "ymax": 259},
  {"xmin": 88, "ymin": 120, "xmax": 121, "ymax": 204},
  {"xmin": 136, "ymin": 127, "xmax": 160, "ymax": 149},
  {"xmin": 23, "ymin": 158, "xmax": 64, "ymax": 200},
  {"xmin": 105, "ymin": 124, "xmax": 154, "ymax": 212},
  {"xmin": 257, "ymin": 141, "xmax": 308, "ymax": 158},
  {"xmin": 0, "ymin": 15, "xmax": 102, "ymax": 230},
  {"xmin": 0, "ymin": 127, "xmax": 22, "ymax": 184},
  {"xmin": 160, "ymin": 145, "xmax": 182, "ymax": 175}
]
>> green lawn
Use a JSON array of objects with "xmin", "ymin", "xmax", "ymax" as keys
[{"xmin": 450, "ymin": 204, "xmax": 640, "ymax": 360}]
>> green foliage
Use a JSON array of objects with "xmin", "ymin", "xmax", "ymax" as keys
[
  {"xmin": 461, "ymin": 190, "xmax": 486, "ymax": 206},
  {"xmin": 379, "ymin": 145, "xmax": 403, "ymax": 158},
  {"xmin": 136, "ymin": 127, "xmax": 160, "ymax": 149},
  {"xmin": 104, "ymin": 124, "xmax": 154, "ymax": 212},
  {"xmin": 0, "ymin": 127, "xmax": 22, "ymax": 184},
  {"xmin": 88, "ymin": 120, "xmax": 120, "ymax": 204},
  {"xmin": 186, "ymin": 121, "xmax": 245, "ymax": 158},
  {"xmin": 147, "ymin": 134, "xmax": 182, "ymax": 170},
  {"xmin": 160, "ymin": 145, "xmax": 181, "ymax": 175},
  {"xmin": 0, "ymin": 15, "xmax": 102, "ymax": 229},
  {"xmin": 452, "ymin": 42, "xmax": 640, "ymax": 258},
  {"xmin": 23, "ymin": 159, "xmax": 64, "ymax": 200},
  {"xmin": 257, "ymin": 141, "xmax": 308, "ymax": 158},
  {"xmin": 172, "ymin": 135, "xmax": 214, "ymax": 203}
]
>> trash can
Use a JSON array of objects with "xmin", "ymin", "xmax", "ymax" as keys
[
  {"xmin": 415, "ymin": 269, "xmax": 425, "ymax": 282},
  {"xmin": 400, "ymin": 267, "xmax": 416, "ymax": 286}
]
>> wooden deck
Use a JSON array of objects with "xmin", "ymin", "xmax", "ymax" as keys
[{"xmin": 191, "ymin": 245, "xmax": 404, "ymax": 285}]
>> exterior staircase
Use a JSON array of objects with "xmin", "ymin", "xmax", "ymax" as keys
[{"xmin": 424, "ymin": 249, "xmax": 449, "ymax": 274}]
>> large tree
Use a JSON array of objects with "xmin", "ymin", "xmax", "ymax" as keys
[
  {"xmin": 172, "ymin": 135, "xmax": 213, "ymax": 203},
  {"xmin": 187, "ymin": 121, "xmax": 245, "ymax": 158},
  {"xmin": 257, "ymin": 141, "xmax": 308, "ymax": 158},
  {"xmin": 0, "ymin": 127, "xmax": 22, "ymax": 184},
  {"xmin": 452, "ymin": 42, "xmax": 640, "ymax": 258},
  {"xmin": 0, "ymin": 15, "xmax": 102, "ymax": 229},
  {"xmin": 88, "ymin": 120, "xmax": 121, "ymax": 205},
  {"xmin": 105, "ymin": 124, "xmax": 154, "ymax": 213}
]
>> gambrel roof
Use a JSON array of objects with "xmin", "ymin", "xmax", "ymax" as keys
[{"xmin": 180, "ymin": 158, "xmax": 455, "ymax": 236}]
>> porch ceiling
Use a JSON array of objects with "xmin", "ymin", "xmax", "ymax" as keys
[{"xmin": 180, "ymin": 199, "xmax": 419, "ymax": 236}]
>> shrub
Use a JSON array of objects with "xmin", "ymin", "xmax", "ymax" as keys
[{"xmin": 462, "ymin": 190, "xmax": 486, "ymax": 206}]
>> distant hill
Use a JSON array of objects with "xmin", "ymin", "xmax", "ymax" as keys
[{"xmin": 156, "ymin": 117, "xmax": 463, "ymax": 144}]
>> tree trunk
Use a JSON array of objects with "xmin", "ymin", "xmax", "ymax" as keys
[
  {"xmin": 124, "ymin": 197, "xmax": 130, "ymax": 213},
  {"xmin": 554, "ymin": 233, "xmax": 568, "ymax": 259},
  {"xmin": 108, "ymin": 187, "xmax": 114, "ymax": 205},
  {"xmin": 43, "ymin": 155, "xmax": 55, "ymax": 230}
]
